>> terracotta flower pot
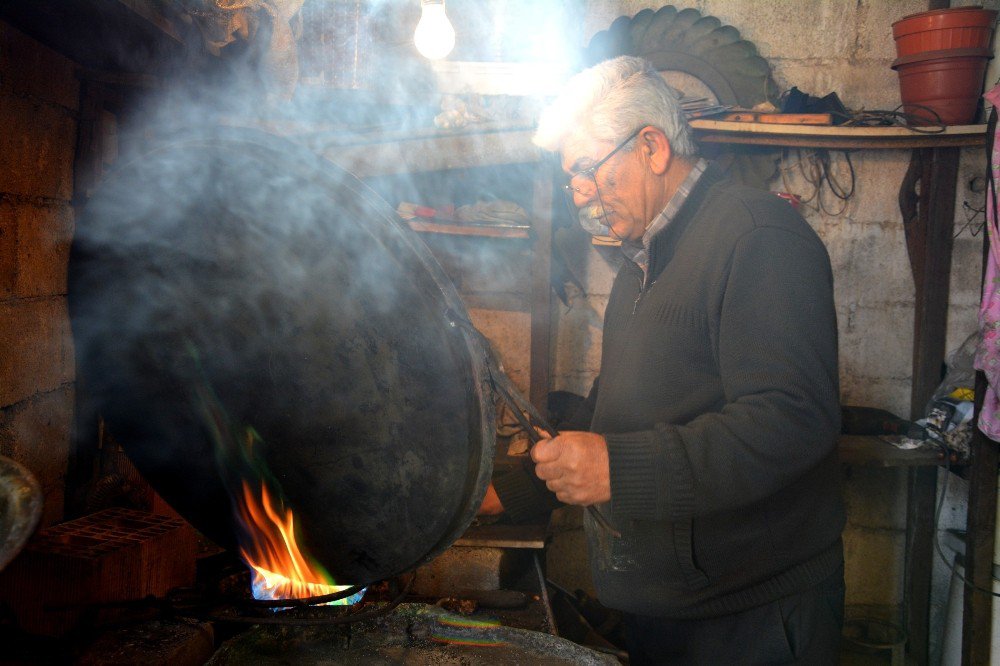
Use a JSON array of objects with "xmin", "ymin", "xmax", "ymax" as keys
[
  {"xmin": 892, "ymin": 48, "xmax": 993, "ymax": 125},
  {"xmin": 892, "ymin": 6, "xmax": 997, "ymax": 58}
]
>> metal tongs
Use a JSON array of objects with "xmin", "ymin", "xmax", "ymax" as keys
[{"xmin": 447, "ymin": 311, "xmax": 621, "ymax": 538}]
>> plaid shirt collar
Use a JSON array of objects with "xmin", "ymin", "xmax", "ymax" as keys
[{"xmin": 621, "ymin": 158, "xmax": 709, "ymax": 279}]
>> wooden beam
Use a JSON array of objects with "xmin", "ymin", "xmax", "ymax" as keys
[
  {"xmin": 691, "ymin": 120, "xmax": 986, "ymax": 150},
  {"xmin": 902, "ymin": 146, "xmax": 960, "ymax": 666},
  {"xmin": 909, "ymin": 147, "xmax": 960, "ymax": 414}
]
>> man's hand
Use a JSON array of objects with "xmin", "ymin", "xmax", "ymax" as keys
[
  {"xmin": 531, "ymin": 431, "xmax": 611, "ymax": 506},
  {"xmin": 478, "ymin": 482, "xmax": 504, "ymax": 516}
]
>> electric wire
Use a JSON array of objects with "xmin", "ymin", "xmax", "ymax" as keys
[
  {"xmin": 445, "ymin": 309, "xmax": 623, "ymax": 539},
  {"xmin": 837, "ymin": 104, "xmax": 947, "ymax": 133},
  {"xmin": 955, "ymin": 201, "xmax": 987, "ymax": 239},
  {"xmin": 925, "ymin": 431, "xmax": 1000, "ymax": 598},
  {"xmin": 779, "ymin": 148, "xmax": 856, "ymax": 217}
]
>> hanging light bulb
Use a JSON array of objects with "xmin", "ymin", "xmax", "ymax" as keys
[{"xmin": 414, "ymin": 0, "xmax": 455, "ymax": 60}]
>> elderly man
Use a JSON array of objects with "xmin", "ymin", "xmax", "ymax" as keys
[{"xmin": 485, "ymin": 56, "xmax": 846, "ymax": 664}]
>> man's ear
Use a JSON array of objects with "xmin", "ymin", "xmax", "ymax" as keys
[{"xmin": 641, "ymin": 126, "xmax": 672, "ymax": 176}]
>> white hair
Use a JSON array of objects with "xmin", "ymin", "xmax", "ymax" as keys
[{"xmin": 533, "ymin": 56, "xmax": 696, "ymax": 158}]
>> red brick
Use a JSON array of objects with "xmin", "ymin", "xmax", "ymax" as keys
[
  {"xmin": 0, "ymin": 93, "xmax": 77, "ymax": 200},
  {"xmin": 0, "ymin": 21, "xmax": 80, "ymax": 111},
  {"xmin": 0, "ymin": 508, "xmax": 197, "ymax": 636},
  {"xmin": 16, "ymin": 202, "xmax": 73, "ymax": 297},
  {"xmin": 0, "ymin": 200, "xmax": 74, "ymax": 299},
  {"xmin": 0, "ymin": 212, "xmax": 14, "ymax": 296},
  {"xmin": 0, "ymin": 386, "xmax": 73, "ymax": 526},
  {"xmin": 0, "ymin": 297, "xmax": 75, "ymax": 406}
]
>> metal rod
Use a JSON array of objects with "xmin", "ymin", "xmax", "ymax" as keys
[
  {"xmin": 449, "ymin": 312, "xmax": 621, "ymax": 538},
  {"xmin": 533, "ymin": 552, "xmax": 558, "ymax": 636}
]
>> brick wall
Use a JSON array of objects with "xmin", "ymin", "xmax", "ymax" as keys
[{"xmin": 0, "ymin": 22, "xmax": 80, "ymax": 527}]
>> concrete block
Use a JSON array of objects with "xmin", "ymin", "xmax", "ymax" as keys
[
  {"xmin": 946, "ymin": 305, "xmax": 979, "ymax": 356},
  {"xmin": 826, "ymin": 222, "xmax": 913, "ymax": 306},
  {"xmin": 468, "ymin": 307, "xmax": 530, "ymax": 395},
  {"xmin": 0, "ymin": 215, "xmax": 13, "ymax": 298},
  {"xmin": 843, "ymin": 527, "xmax": 905, "ymax": 606},
  {"xmin": 0, "ymin": 385, "xmax": 73, "ymax": 492},
  {"xmin": 546, "ymin": 524, "xmax": 596, "ymax": 599},
  {"xmin": 410, "ymin": 545, "xmax": 531, "ymax": 597},
  {"xmin": 700, "ymin": 0, "xmax": 852, "ymax": 61},
  {"xmin": 839, "ymin": 374, "xmax": 912, "ymax": 420},
  {"xmin": 838, "ymin": 301, "xmax": 914, "ymax": 380},
  {"xmin": 842, "ymin": 466, "xmax": 908, "ymax": 530},
  {"xmin": 773, "ymin": 60, "xmax": 902, "ymax": 111},
  {"xmin": 555, "ymin": 226, "xmax": 619, "ymax": 298},
  {"xmin": 0, "ymin": 94, "xmax": 77, "ymax": 201},
  {"xmin": 552, "ymin": 371, "xmax": 599, "ymax": 400},
  {"xmin": 552, "ymin": 289, "xmax": 604, "ymax": 389},
  {"xmin": 0, "ymin": 386, "xmax": 72, "ymax": 527},
  {"xmin": 0, "ymin": 200, "xmax": 74, "ymax": 299},
  {"xmin": 839, "ymin": 152, "xmax": 910, "ymax": 223},
  {"xmin": 856, "ymin": 0, "xmax": 933, "ymax": 61},
  {"xmin": 0, "ymin": 22, "xmax": 80, "ymax": 111},
  {"xmin": 775, "ymin": 152, "xmax": 909, "ymax": 227},
  {"xmin": 0, "ymin": 297, "xmax": 75, "ymax": 406}
]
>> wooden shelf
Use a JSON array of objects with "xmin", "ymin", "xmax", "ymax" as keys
[
  {"xmin": 285, "ymin": 122, "xmax": 543, "ymax": 178},
  {"xmin": 689, "ymin": 119, "xmax": 987, "ymax": 149},
  {"xmin": 454, "ymin": 522, "xmax": 547, "ymax": 550},
  {"xmin": 406, "ymin": 219, "xmax": 531, "ymax": 239},
  {"xmin": 837, "ymin": 435, "xmax": 946, "ymax": 467}
]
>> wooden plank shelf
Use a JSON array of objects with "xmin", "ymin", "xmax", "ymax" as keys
[
  {"xmin": 837, "ymin": 435, "xmax": 947, "ymax": 467},
  {"xmin": 689, "ymin": 119, "xmax": 986, "ymax": 149},
  {"xmin": 454, "ymin": 522, "xmax": 548, "ymax": 550},
  {"xmin": 406, "ymin": 219, "xmax": 531, "ymax": 239}
]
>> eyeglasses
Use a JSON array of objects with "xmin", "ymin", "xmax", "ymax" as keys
[{"xmin": 563, "ymin": 127, "xmax": 643, "ymax": 199}]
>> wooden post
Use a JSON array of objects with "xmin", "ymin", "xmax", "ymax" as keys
[{"xmin": 902, "ymin": 146, "xmax": 960, "ymax": 666}]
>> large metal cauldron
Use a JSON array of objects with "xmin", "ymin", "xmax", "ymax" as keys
[{"xmin": 68, "ymin": 127, "xmax": 496, "ymax": 586}]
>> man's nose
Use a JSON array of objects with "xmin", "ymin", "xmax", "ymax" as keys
[{"xmin": 568, "ymin": 178, "xmax": 596, "ymax": 207}]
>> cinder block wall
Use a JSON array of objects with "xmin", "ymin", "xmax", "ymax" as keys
[
  {"xmin": 0, "ymin": 23, "xmax": 78, "ymax": 528},
  {"xmin": 546, "ymin": 1, "xmax": 995, "ymax": 658}
]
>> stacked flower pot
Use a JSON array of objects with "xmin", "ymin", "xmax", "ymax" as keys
[{"xmin": 892, "ymin": 6, "xmax": 998, "ymax": 125}]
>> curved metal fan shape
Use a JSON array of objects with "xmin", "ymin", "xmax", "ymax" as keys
[{"xmin": 583, "ymin": 6, "xmax": 780, "ymax": 188}]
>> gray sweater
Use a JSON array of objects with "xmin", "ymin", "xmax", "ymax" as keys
[{"xmin": 497, "ymin": 165, "xmax": 845, "ymax": 618}]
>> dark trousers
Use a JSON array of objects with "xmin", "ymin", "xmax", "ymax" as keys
[{"xmin": 623, "ymin": 566, "xmax": 845, "ymax": 665}]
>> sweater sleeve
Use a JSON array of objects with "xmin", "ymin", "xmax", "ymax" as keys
[
  {"xmin": 491, "ymin": 459, "xmax": 562, "ymax": 523},
  {"xmin": 492, "ymin": 377, "xmax": 600, "ymax": 522},
  {"xmin": 559, "ymin": 376, "xmax": 599, "ymax": 430},
  {"xmin": 606, "ymin": 221, "xmax": 840, "ymax": 523}
]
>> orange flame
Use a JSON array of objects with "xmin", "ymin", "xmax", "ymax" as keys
[{"xmin": 236, "ymin": 480, "xmax": 363, "ymax": 604}]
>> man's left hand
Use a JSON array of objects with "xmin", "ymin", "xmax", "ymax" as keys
[{"xmin": 530, "ymin": 431, "xmax": 611, "ymax": 506}]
